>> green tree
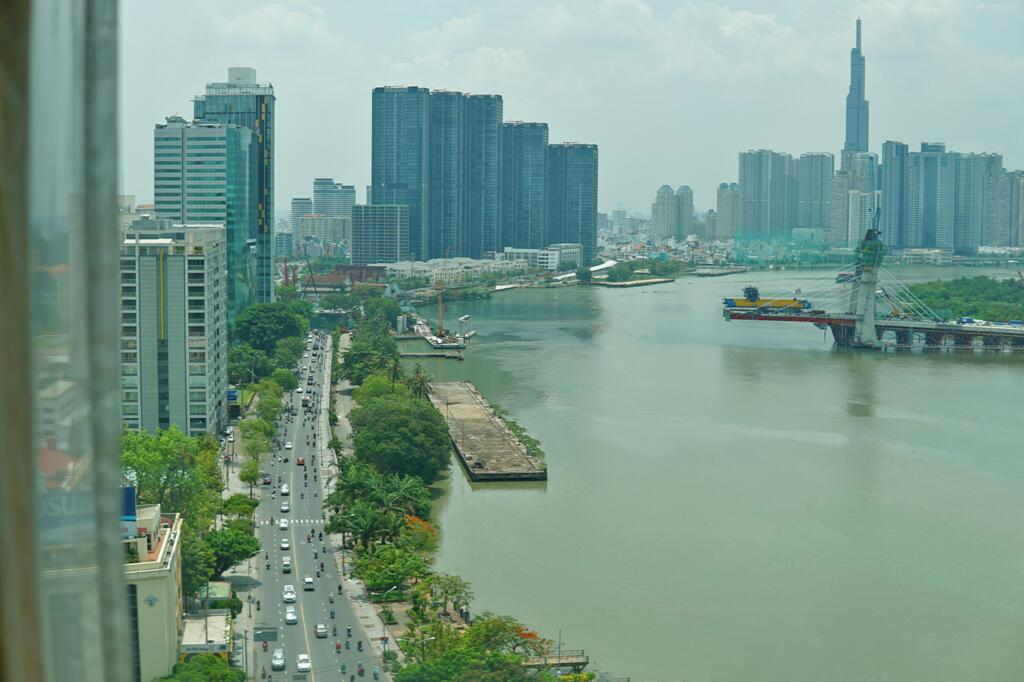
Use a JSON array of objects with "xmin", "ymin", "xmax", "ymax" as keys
[
  {"xmin": 275, "ymin": 283, "xmax": 301, "ymax": 302},
  {"xmin": 354, "ymin": 373, "xmax": 412, "ymax": 402},
  {"xmin": 606, "ymin": 262, "xmax": 633, "ymax": 282},
  {"xmin": 160, "ymin": 653, "xmax": 245, "ymax": 681},
  {"xmin": 239, "ymin": 459, "xmax": 261, "ymax": 498},
  {"xmin": 363, "ymin": 296, "xmax": 402, "ymax": 327},
  {"xmin": 222, "ymin": 492, "xmax": 258, "ymax": 519},
  {"xmin": 179, "ymin": 529, "xmax": 215, "ymax": 604},
  {"xmin": 206, "ymin": 525, "xmax": 261, "ymax": 577},
  {"xmin": 342, "ymin": 336, "xmax": 399, "ymax": 385},
  {"xmin": 403, "ymin": 364, "xmax": 432, "ymax": 400},
  {"xmin": 273, "ymin": 336, "xmax": 306, "ymax": 369},
  {"xmin": 228, "ymin": 343, "xmax": 273, "ymax": 385},
  {"xmin": 271, "ymin": 367, "xmax": 299, "ymax": 391},
  {"xmin": 575, "ymin": 266, "xmax": 592, "ymax": 283},
  {"xmin": 354, "ymin": 545, "xmax": 429, "ymax": 592},
  {"xmin": 235, "ymin": 302, "xmax": 308, "ymax": 352},
  {"xmin": 560, "ymin": 260, "xmax": 577, "ymax": 272},
  {"xmin": 350, "ymin": 396, "xmax": 452, "ymax": 482}
]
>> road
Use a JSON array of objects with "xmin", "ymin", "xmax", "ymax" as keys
[{"xmin": 248, "ymin": 331, "xmax": 383, "ymax": 681}]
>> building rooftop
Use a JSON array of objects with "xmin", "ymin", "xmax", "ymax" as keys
[{"xmin": 181, "ymin": 614, "xmax": 231, "ymax": 654}]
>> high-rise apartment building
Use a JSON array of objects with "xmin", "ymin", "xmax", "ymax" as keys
[
  {"xmin": 290, "ymin": 197, "xmax": 312, "ymax": 232},
  {"xmin": 275, "ymin": 230, "xmax": 294, "ymax": 258},
  {"xmin": 500, "ymin": 122, "xmax": 549, "ymax": 249},
  {"xmin": 546, "ymin": 143, "xmax": 599, "ymax": 265},
  {"xmin": 880, "ymin": 141, "xmax": 909, "ymax": 248},
  {"xmin": 847, "ymin": 190, "xmax": 881, "ymax": 247},
  {"xmin": 193, "ymin": 67, "xmax": 275, "ymax": 302},
  {"xmin": 828, "ymin": 171, "xmax": 852, "ymax": 246},
  {"xmin": 119, "ymin": 218, "xmax": 227, "ymax": 437},
  {"xmin": 351, "ymin": 204, "xmax": 410, "ymax": 265},
  {"xmin": 428, "ymin": 90, "xmax": 466, "ymax": 259},
  {"xmin": 153, "ymin": 116, "xmax": 254, "ymax": 327},
  {"xmin": 298, "ymin": 214, "xmax": 349, "ymax": 245},
  {"xmin": 464, "ymin": 94, "xmax": 503, "ymax": 257},
  {"xmin": 715, "ymin": 183, "xmax": 742, "ymax": 238},
  {"xmin": 739, "ymin": 149, "xmax": 796, "ymax": 239},
  {"xmin": 651, "ymin": 185, "xmax": 679, "ymax": 241},
  {"xmin": 313, "ymin": 178, "xmax": 355, "ymax": 220},
  {"xmin": 843, "ymin": 19, "xmax": 869, "ymax": 160},
  {"xmin": 907, "ymin": 143, "xmax": 956, "ymax": 250},
  {"xmin": 1009, "ymin": 171, "xmax": 1024, "ymax": 247},
  {"xmin": 796, "ymin": 153, "xmax": 834, "ymax": 235},
  {"xmin": 676, "ymin": 186, "xmax": 695, "ymax": 239},
  {"xmin": 371, "ymin": 86, "xmax": 431, "ymax": 259}
]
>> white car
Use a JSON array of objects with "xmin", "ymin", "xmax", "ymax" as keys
[
  {"xmin": 284, "ymin": 441, "xmax": 293, "ymax": 450},
  {"xmin": 280, "ymin": 501, "xmax": 290, "ymax": 513},
  {"xmin": 271, "ymin": 648, "xmax": 285, "ymax": 671},
  {"xmin": 227, "ymin": 434, "xmax": 235, "ymax": 443},
  {"xmin": 296, "ymin": 387, "xmax": 303, "ymax": 394},
  {"xmin": 303, "ymin": 576, "xmax": 314, "ymax": 591},
  {"xmin": 314, "ymin": 623, "xmax": 328, "ymax": 638},
  {"xmin": 282, "ymin": 585, "xmax": 296, "ymax": 603},
  {"xmin": 278, "ymin": 518, "xmax": 288, "ymax": 531},
  {"xmin": 280, "ymin": 484, "xmax": 290, "ymax": 496},
  {"xmin": 284, "ymin": 606, "xmax": 298, "ymax": 624},
  {"xmin": 296, "ymin": 654, "xmax": 311, "ymax": 673},
  {"xmin": 280, "ymin": 538, "xmax": 290, "ymax": 551}
]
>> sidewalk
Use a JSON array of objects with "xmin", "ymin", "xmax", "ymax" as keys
[{"xmin": 319, "ymin": 332, "xmax": 404, "ymax": 674}]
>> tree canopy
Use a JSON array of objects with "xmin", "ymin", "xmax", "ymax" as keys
[
  {"xmin": 206, "ymin": 522, "xmax": 261, "ymax": 577},
  {"xmin": 228, "ymin": 343, "xmax": 272, "ymax": 385},
  {"xmin": 160, "ymin": 653, "xmax": 245, "ymax": 682},
  {"xmin": 907, "ymin": 275, "xmax": 1024, "ymax": 322},
  {"xmin": 342, "ymin": 317, "xmax": 400, "ymax": 385},
  {"xmin": 350, "ymin": 394, "xmax": 451, "ymax": 482},
  {"xmin": 235, "ymin": 301, "xmax": 308, "ymax": 352}
]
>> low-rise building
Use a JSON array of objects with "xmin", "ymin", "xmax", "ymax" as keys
[
  {"xmin": 500, "ymin": 243, "xmax": 582, "ymax": 271},
  {"xmin": 373, "ymin": 257, "xmax": 526, "ymax": 284},
  {"xmin": 180, "ymin": 613, "xmax": 232, "ymax": 665},
  {"xmin": 124, "ymin": 503, "xmax": 184, "ymax": 682}
]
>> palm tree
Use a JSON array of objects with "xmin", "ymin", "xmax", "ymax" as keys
[
  {"xmin": 404, "ymin": 364, "xmax": 432, "ymax": 400},
  {"xmin": 378, "ymin": 511, "xmax": 406, "ymax": 544},
  {"xmin": 347, "ymin": 500, "xmax": 385, "ymax": 548},
  {"xmin": 386, "ymin": 355, "xmax": 404, "ymax": 385},
  {"xmin": 382, "ymin": 475, "xmax": 431, "ymax": 518}
]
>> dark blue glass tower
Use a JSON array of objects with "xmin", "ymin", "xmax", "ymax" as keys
[{"xmin": 844, "ymin": 19, "xmax": 869, "ymax": 155}]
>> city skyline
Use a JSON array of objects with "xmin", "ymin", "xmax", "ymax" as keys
[{"xmin": 119, "ymin": 1, "xmax": 1024, "ymax": 214}]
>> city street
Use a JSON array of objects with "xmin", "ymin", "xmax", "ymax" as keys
[{"xmin": 243, "ymin": 332, "xmax": 385, "ymax": 681}]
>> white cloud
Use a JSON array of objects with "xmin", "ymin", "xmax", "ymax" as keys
[{"xmin": 211, "ymin": 0, "xmax": 335, "ymax": 49}]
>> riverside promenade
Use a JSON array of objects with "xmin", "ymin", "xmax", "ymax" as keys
[{"xmin": 429, "ymin": 381, "xmax": 547, "ymax": 482}]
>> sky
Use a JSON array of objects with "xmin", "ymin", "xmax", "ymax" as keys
[{"xmin": 120, "ymin": 0, "xmax": 1024, "ymax": 215}]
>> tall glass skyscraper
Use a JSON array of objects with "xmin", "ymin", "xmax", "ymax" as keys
[
  {"xmin": 464, "ymin": 94, "xmax": 503, "ymax": 257},
  {"xmin": 546, "ymin": 143, "xmax": 599, "ymax": 265},
  {"xmin": 153, "ymin": 116, "xmax": 256, "ymax": 327},
  {"xmin": 428, "ymin": 90, "xmax": 466, "ymax": 259},
  {"xmin": 153, "ymin": 117, "xmax": 255, "ymax": 328},
  {"xmin": 500, "ymin": 122, "xmax": 549, "ymax": 249},
  {"xmin": 843, "ymin": 19, "xmax": 869, "ymax": 158},
  {"xmin": 193, "ymin": 67, "xmax": 275, "ymax": 302},
  {"xmin": 371, "ymin": 86, "xmax": 431, "ymax": 260},
  {"xmin": 881, "ymin": 141, "xmax": 909, "ymax": 248}
]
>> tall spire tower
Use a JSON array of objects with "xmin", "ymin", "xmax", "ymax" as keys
[{"xmin": 843, "ymin": 18, "xmax": 869, "ymax": 154}]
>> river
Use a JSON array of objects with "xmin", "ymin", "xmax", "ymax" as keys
[{"xmin": 406, "ymin": 265, "xmax": 1024, "ymax": 682}]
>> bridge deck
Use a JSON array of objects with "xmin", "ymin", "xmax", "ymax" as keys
[{"xmin": 523, "ymin": 649, "xmax": 589, "ymax": 671}]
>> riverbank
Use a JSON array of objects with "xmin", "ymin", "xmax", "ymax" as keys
[{"xmin": 587, "ymin": 277, "xmax": 675, "ymax": 287}]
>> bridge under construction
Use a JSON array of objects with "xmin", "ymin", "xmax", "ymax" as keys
[{"xmin": 723, "ymin": 221, "xmax": 1024, "ymax": 351}]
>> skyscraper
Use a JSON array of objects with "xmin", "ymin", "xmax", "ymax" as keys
[
  {"xmin": 428, "ymin": 90, "xmax": 466, "ymax": 259},
  {"xmin": 153, "ymin": 116, "xmax": 254, "ymax": 326},
  {"xmin": 193, "ymin": 67, "xmax": 275, "ymax": 302},
  {"xmin": 651, "ymin": 185, "xmax": 679, "ymax": 241},
  {"xmin": 676, "ymin": 186, "xmax": 695, "ymax": 239},
  {"xmin": 120, "ymin": 218, "xmax": 227, "ymax": 436},
  {"xmin": 843, "ymin": 19, "xmax": 869, "ymax": 158},
  {"xmin": 828, "ymin": 171, "xmax": 852, "ymax": 246},
  {"xmin": 796, "ymin": 153, "xmax": 835, "ymax": 235},
  {"xmin": 290, "ymin": 197, "xmax": 313, "ymax": 233},
  {"xmin": 546, "ymin": 143, "xmax": 599, "ymax": 264},
  {"xmin": 313, "ymin": 178, "xmax": 355, "ymax": 220},
  {"xmin": 371, "ymin": 86, "xmax": 431, "ymax": 259},
  {"xmin": 880, "ymin": 141, "xmax": 909, "ymax": 248},
  {"xmin": 907, "ymin": 143, "xmax": 956, "ymax": 249},
  {"xmin": 847, "ymin": 190, "xmax": 881, "ymax": 247},
  {"xmin": 500, "ymin": 122, "xmax": 549, "ymax": 249},
  {"xmin": 351, "ymin": 204, "xmax": 410, "ymax": 265},
  {"xmin": 715, "ymin": 183, "xmax": 742, "ymax": 238},
  {"xmin": 464, "ymin": 94, "xmax": 503, "ymax": 257},
  {"xmin": 739, "ymin": 149, "xmax": 796, "ymax": 239}
]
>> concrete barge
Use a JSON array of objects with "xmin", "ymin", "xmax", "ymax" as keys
[{"xmin": 429, "ymin": 381, "xmax": 547, "ymax": 482}]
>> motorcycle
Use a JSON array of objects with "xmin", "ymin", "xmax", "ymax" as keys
[
  {"xmin": 357, "ymin": 640, "xmax": 362, "ymax": 652},
  {"xmin": 335, "ymin": 641, "xmax": 342, "ymax": 653},
  {"xmin": 262, "ymin": 641, "xmax": 268, "ymax": 652}
]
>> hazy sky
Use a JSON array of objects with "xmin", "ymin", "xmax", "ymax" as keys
[{"xmin": 120, "ymin": 0, "xmax": 1024, "ymax": 215}]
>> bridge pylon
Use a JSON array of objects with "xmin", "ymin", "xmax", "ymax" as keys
[{"xmin": 849, "ymin": 210, "xmax": 885, "ymax": 348}]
